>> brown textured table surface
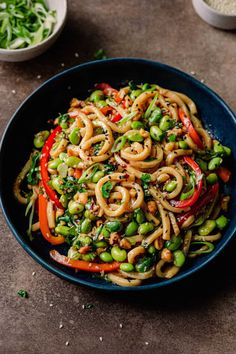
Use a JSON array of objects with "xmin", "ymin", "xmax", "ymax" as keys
[{"xmin": 1, "ymin": 1, "xmax": 236, "ymax": 353}]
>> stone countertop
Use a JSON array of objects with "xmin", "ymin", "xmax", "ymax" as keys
[{"xmin": 0, "ymin": 1, "xmax": 236, "ymax": 353}]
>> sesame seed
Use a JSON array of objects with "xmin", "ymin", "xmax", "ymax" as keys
[
  {"xmin": 32, "ymin": 271, "xmax": 36, "ymax": 276},
  {"xmin": 12, "ymin": 89, "xmax": 16, "ymax": 94},
  {"xmin": 119, "ymin": 323, "xmax": 123, "ymax": 328},
  {"xmin": 65, "ymin": 341, "xmax": 69, "ymax": 346},
  {"xmin": 201, "ymin": 79, "xmax": 205, "ymax": 83},
  {"xmin": 49, "ymin": 303, "xmax": 53, "ymax": 307},
  {"xmin": 37, "ymin": 75, "xmax": 42, "ymax": 79},
  {"xmin": 99, "ymin": 337, "xmax": 103, "ymax": 342},
  {"xmin": 59, "ymin": 323, "xmax": 63, "ymax": 329},
  {"xmin": 145, "ymin": 342, "xmax": 149, "ymax": 345},
  {"xmin": 190, "ymin": 71, "xmax": 196, "ymax": 75},
  {"xmin": 75, "ymin": 52, "xmax": 79, "ymax": 58},
  {"xmin": 61, "ymin": 63, "xmax": 65, "ymax": 67}
]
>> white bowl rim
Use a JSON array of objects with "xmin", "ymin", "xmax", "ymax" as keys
[
  {"xmin": 0, "ymin": 0, "xmax": 67, "ymax": 53},
  {"xmin": 196, "ymin": 0, "xmax": 236, "ymax": 18}
]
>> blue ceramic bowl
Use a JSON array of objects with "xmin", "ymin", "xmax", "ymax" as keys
[{"xmin": 0, "ymin": 58, "xmax": 236, "ymax": 291}]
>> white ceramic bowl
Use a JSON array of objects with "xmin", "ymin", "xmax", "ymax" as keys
[
  {"xmin": 192, "ymin": 0, "xmax": 236, "ymax": 30},
  {"xmin": 0, "ymin": 0, "xmax": 67, "ymax": 62}
]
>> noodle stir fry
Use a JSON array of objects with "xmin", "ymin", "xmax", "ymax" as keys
[{"xmin": 14, "ymin": 82, "xmax": 231, "ymax": 287}]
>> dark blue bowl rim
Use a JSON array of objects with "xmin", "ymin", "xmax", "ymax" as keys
[{"xmin": 1, "ymin": 57, "xmax": 236, "ymax": 291}]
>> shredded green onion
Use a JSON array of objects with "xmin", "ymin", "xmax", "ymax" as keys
[
  {"xmin": 189, "ymin": 241, "xmax": 214, "ymax": 255},
  {"xmin": 0, "ymin": 0, "xmax": 57, "ymax": 50},
  {"xmin": 111, "ymin": 136, "xmax": 127, "ymax": 153},
  {"xmin": 144, "ymin": 94, "xmax": 158, "ymax": 119}
]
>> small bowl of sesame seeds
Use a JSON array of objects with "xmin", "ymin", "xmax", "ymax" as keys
[{"xmin": 192, "ymin": 0, "xmax": 236, "ymax": 30}]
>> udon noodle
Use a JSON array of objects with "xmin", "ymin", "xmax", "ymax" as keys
[{"xmin": 14, "ymin": 81, "xmax": 231, "ymax": 286}]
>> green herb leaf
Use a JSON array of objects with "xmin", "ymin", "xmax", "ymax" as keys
[
  {"xmin": 17, "ymin": 289, "xmax": 28, "ymax": 298},
  {"xmin": 94, "ymin": 48, "xmax": 107, "ymax": 60},
  {"xmin": 128, "ymin": 80, "xmax": 137, "ymax": 90},
  {"xmin": 141, "ymin": 173, "xmax": 151, "ymax": 183},
  {"xmin": 27, "ymin": 152, "xmax": 40, "ymax": 185},
  {"xmin": 83, "ymin": 303, "xmax": 94, "ymax": 309},
  {"xmin": 102, "ymin": 181, "xmax": 113, "ymax": 198},
  {"xmin": 168, "ymin": 134, "xmax": 177, "ymax": 142}
]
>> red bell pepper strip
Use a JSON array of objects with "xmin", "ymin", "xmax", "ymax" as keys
[
  {"xmin": 100, "ymin": 106, "xmax": 113, "ymax": 115},
  {"xmin": 40, "ymin": 126, "xmax": 63, "ymax": 209},
  {"xmin": 171, "ymin": 156, "xmax": 203, "ymax": 208},
  {"xmin": 95, "ymin": 82, "xmax": 118, "ymax": 97},
  {"xmin": 177, "ymin": 183, "xmax": 219, "ymax": 227},
  {"xmin": 179, "ymin": 109, "xmax": 204, "ymax": 149},
  {"xmin": 38, "ymin": 187, "xmax": 65, "ymax": 245},
  {"xmin": 50, "ymin": 250, "xmax": 120, "ymax": 273},
  {"xmin": 217, "ymin": 167, "xmax": 231, "ymax": 183},
  {"xmin": 111, "ymin": 113, "xmax": 122, "ymax": 123}
]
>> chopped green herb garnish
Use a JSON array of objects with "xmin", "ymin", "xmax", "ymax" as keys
[
  {"xmin": 94, "ymin": 48, "xmax": 107, "ymax": 60},
  {"xmin": 141, "ymin": 173, "xmax": 151, "ymax": 183},
  {"xmin": 83, "ymin": 303, "xmax": 94, "ymax": 309},
  {"xmin": 17, "ymin": 289, "xmax": 28, "ymax": 298},
  {"xmin": 27, "ymin": 152, "xmax": 40, "ymax": 185},
  {"xmin": 168, "ymin": 134, "xmax": 177, "ymax": 142},
  {"xmin": 102, "ymin": 181, "xmax": 113, "ymax": 198}
]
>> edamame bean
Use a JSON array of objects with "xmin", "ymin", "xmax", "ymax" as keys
[
  {"xmin": 96, "ymin": 100, "xmax": 107, "ymax": 108},
  {"xmin": 55, "ymin": 225, "xmax": 70, "ymax": 236},
  {"xmin": 206, "ymin": 173, "xmax": 218, "ymax": 185},
  {"xmin": 78, "ymin": 236, "xmax": 92, "ymax": 246},
  {"xmin": 216, "ymin": 215, "xmax": 229, "ymax": 230},
  {"xmin": 198, "ymin": 220, "xmax": 216, "ymax": 236},
  {"xmin": 130, "ymin": 89, "xmax": 142, "ymax": 101},
  {"xmin": 33, "ymin": 130, "xmax": 49, "ymax": 148},
  {"xmin": 111, "ymin": 246, "xmax": 127, "ymax": 262},
  {"xmin": 84, "ymin": 210, "xmax": 98, "ymax": 221},
  {"xmin": 149, "ymin": 108, "xmax": 162, "ymax": 125},
  {"xmin": 92, "ymin": 171, "xmax": 105, "ymax": 183},
  {"xmin": 69, "ymin": 128, "xmax": 80, "ymax": 145},
  {"xmin": 82, "ymin": 253, "xmax": 96, "ymax": 261},
  {"xmin": 159, "ymin": 115, "xmax": 172, "ymax": 131},
  {"xmin": 148, "ymin": 245, "xmax": 156, "ymax": 254},
  {"xmin": 59, "ymin": 152, "xmax": 68, "ymax": 161},
  {"xmin": 68, "ymin": 200, "xmax": 84, "ymax": 215},
  {"xmin": 164, "ymin": 180, "xmax": 177, "ymax": 192},
  {"xmin": 57, "ymin": 163, "xmax": 68, "ymax": 178},
  {"xmin": 127, "ymin": 132, "xmax": 144, "ymax": 142},
  {"xmin": 99, "ymin": 252, "xmax": 113, "ymax": 263},
  {"xmin": 125, "ymin": 221, "xmax": 139, "ymax": 236},
  {"xmin": 213, "ymin": 141, "xmax": 225, "ymax": 154},
  {"xmin": 138, "ymin": 222, "xmax": 154, "ymax": 235},
  {"xmin": 150, "ymin": 126, "xmax": 164, "ymax": 142},
  {"xmin": 223, "ymin": 146, "xmax": 231, "ymax": 156},
  {"xmin": 101, "ymin": 227, "xmax": 110, "ymax": 238},
  {"xmin": 80, "ymin": 219, "xmax": 92, "ymax": 233},
  {"xmin": 94, "ymin": 241, "xmax": 108, "ymax": 248},
  {"xmin": 51, "ymin": 177, "xmax": 64, "ymax": 194},
  {"xmin": 120, "ymin": 263, "xmax": 134, "ymax": 272},
  {"xmin": 142, "ymin": 83, "xmax": 150, "ymax": 91},
  {"xmin": 173, "ymin": 250, "xmax": 185, "ymax": 267},
  {"xmin": 208, "ymin": 157, "xmax": 223, "ymax": 171},
  {"xmin": 165, "ymin": 235, "xmax": 182, "ymax": 251},
  {"xmin": 178, "ymin": 141, "xmax": 189, "ymax": 149},
  {"xmin": 59, "ymin": 194, "xmax": 68, "ymax": 208},
  {"xmin": 106, "ymin": 221, "xmax": 122, "ymax": 232},
  {"xmin": 65, "ymin": 156, "xmax": 81, "ymax": 167},
  {"xmin": 48, "ymin": 158, "xmax": 62, "ymax": 169},
  {"xmin": 131, "ymin": 121, "xmax": 144, "ymax": 129},
  {"xmin": 134, "ymin": 208, "xmax": 146, "ymax": 224},
  {"xmin": 90, "ymin": 90, "xmax": 104, "ymax": 102}
]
